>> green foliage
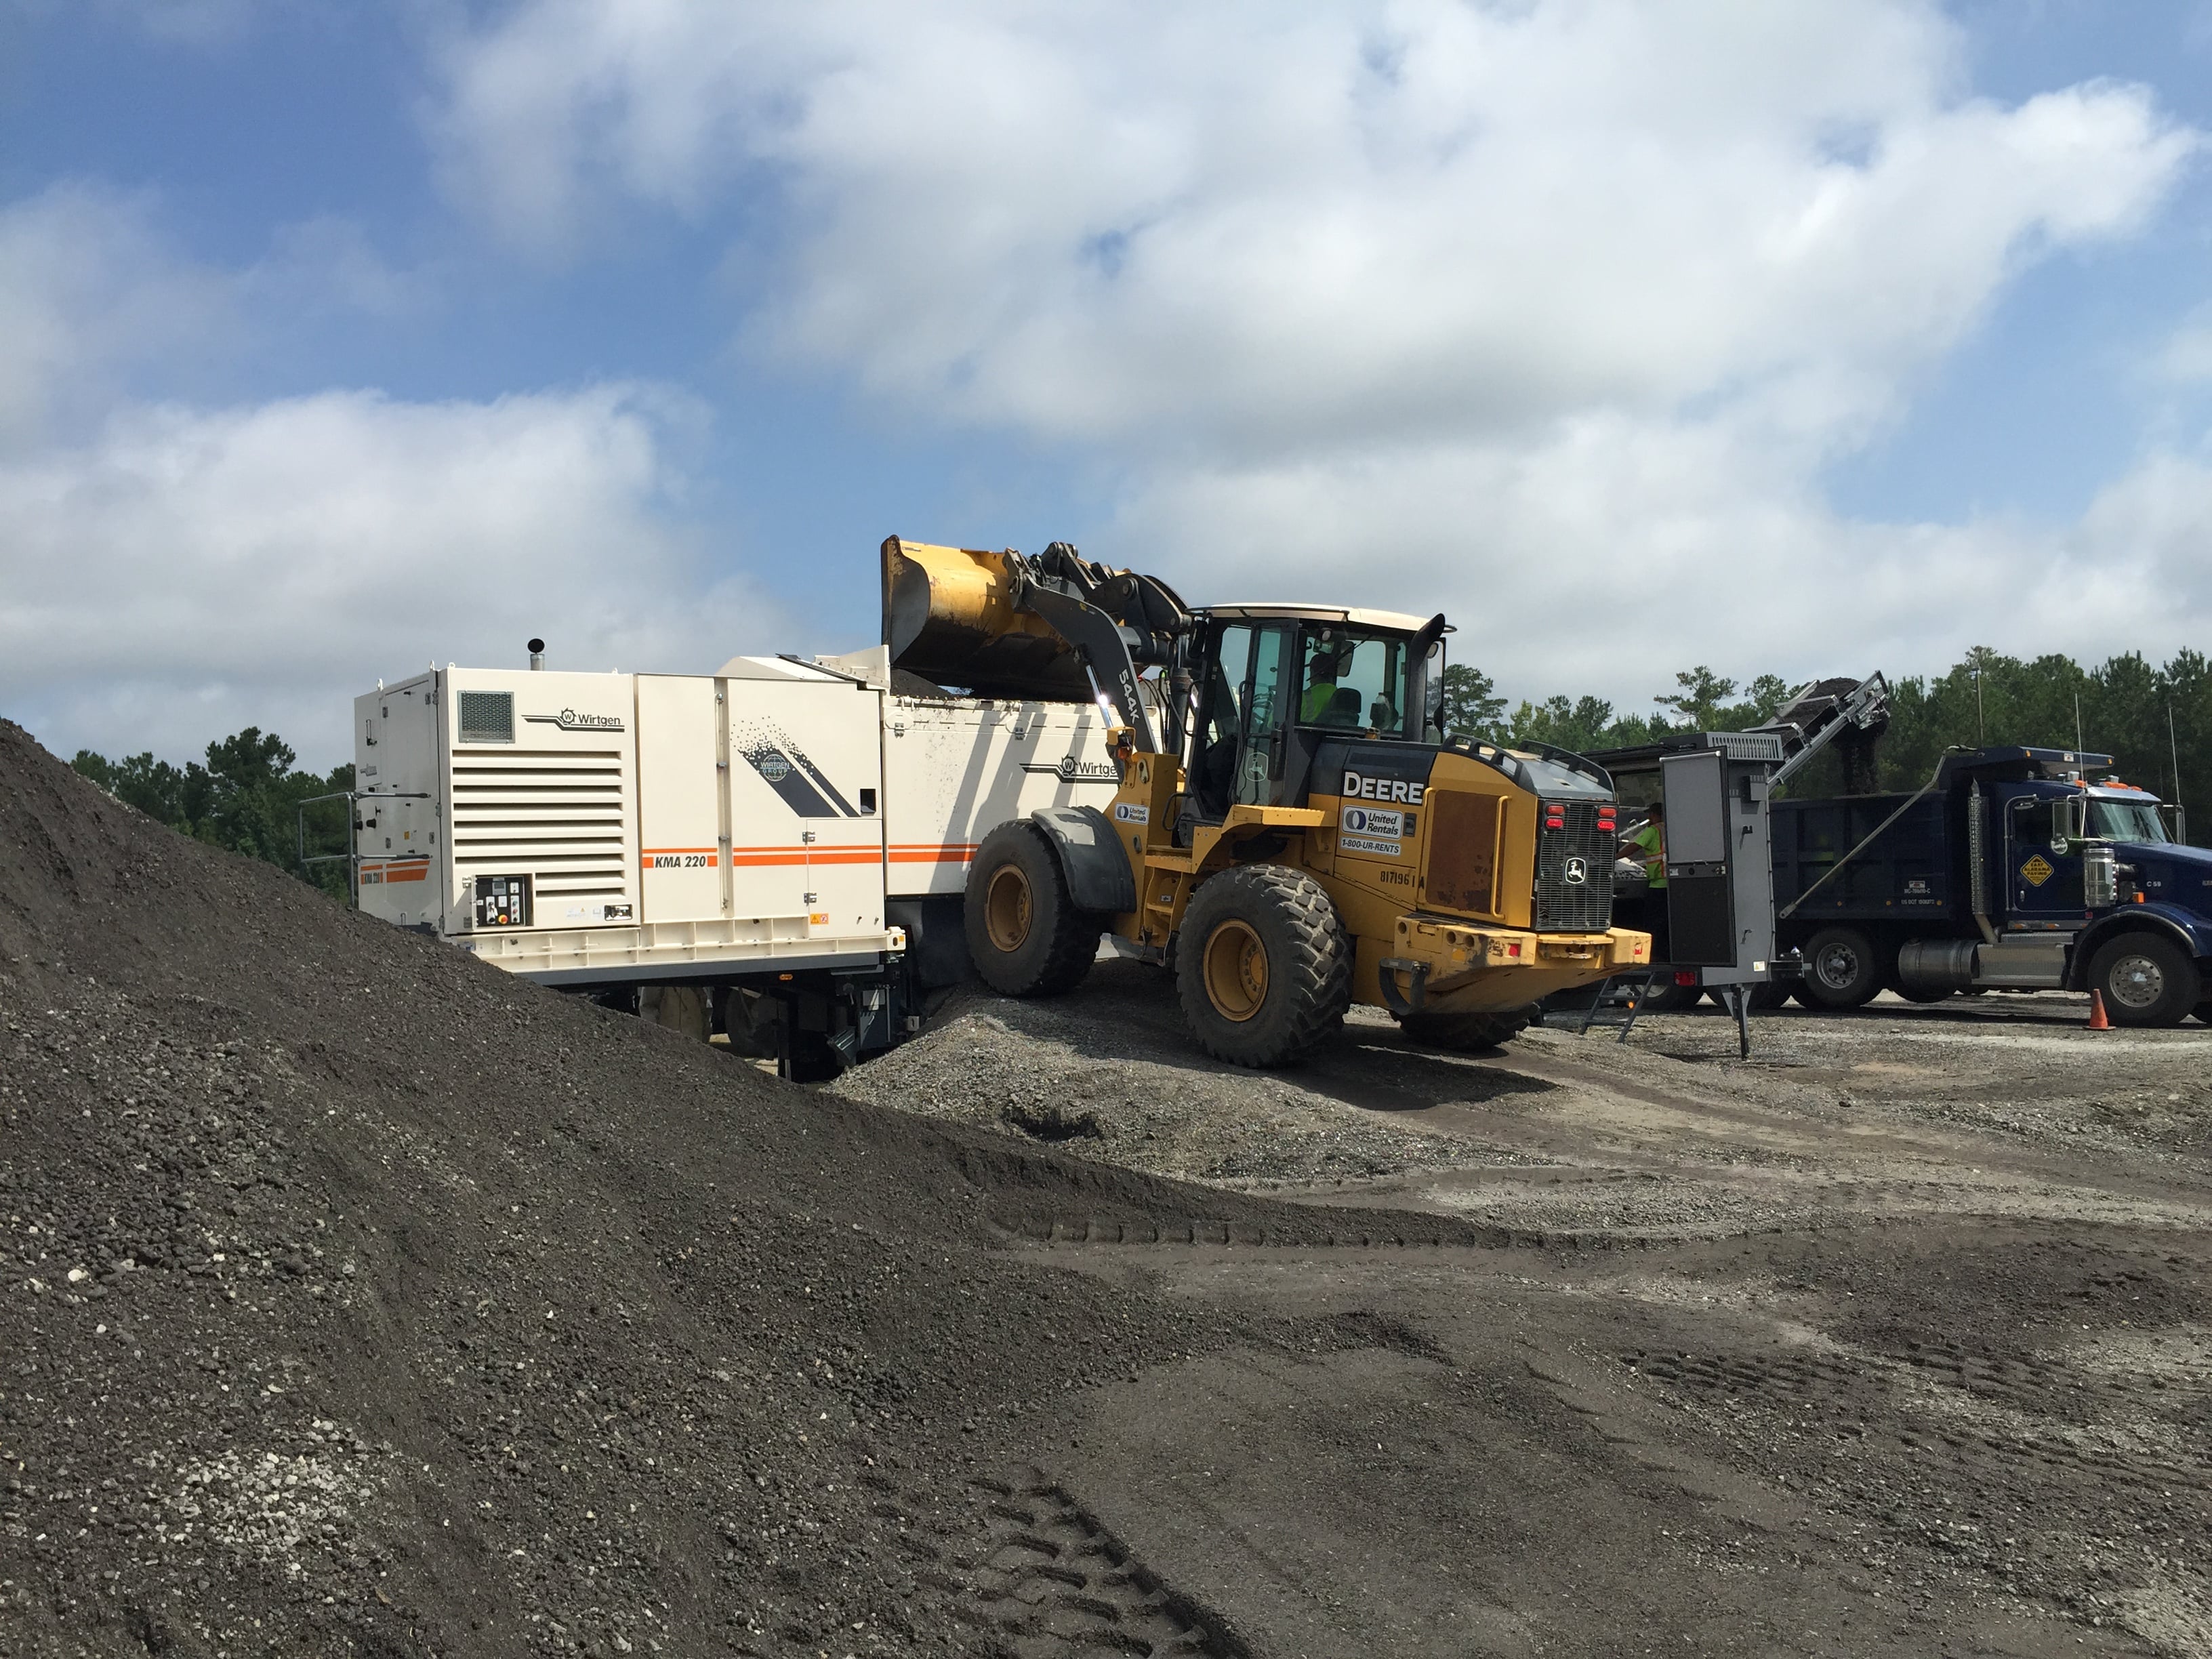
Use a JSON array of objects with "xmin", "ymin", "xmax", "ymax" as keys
[
  {"xmin": 1437, "ymin": 661, "xmax": 1508, "ymax": 739},
  {"xmin": 1457, "ymin": 649, "xmax": 2208, "ymax": 843},
  {"xmin": 73, "ymin": 728, "xmax": 356, "ymax": 901}
]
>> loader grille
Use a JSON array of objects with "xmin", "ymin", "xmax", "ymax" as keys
[
  {"xmin": 1533, "ymin": 800, "xmax": 1614, "ymax": 933},
  {"xmin": 450, "ymin": 748, "xmax": 633, "ymax": 905}
]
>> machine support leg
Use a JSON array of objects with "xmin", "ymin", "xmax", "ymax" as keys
[{"xmin": 1727, "ymin": 984, "xmax": 1752, "ymax": 1059}]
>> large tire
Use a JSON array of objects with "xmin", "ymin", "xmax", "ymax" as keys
[
  {"xmin": 1397, "ymin": 1006, "xmax": 1535, "ymax": 1053},
  {"xmin": 963, "ymin": 821, "xmax": 1101, "ymax": 998},
  {"xmin": 1642, "ymin": 979, "xmax": 1703, "ymax": 1012},
  {"xmin": 1747, "ymin": 981, "xmax": 1792, "ymax": 1010},
  {"xmin": 1175, "ymin": 865, "xmax": 1351, "ymax": 1067},
  {"xmin": 2193, "ymin": 998, "xmax": 2212, "ymax": 1027},
  {"xmin": 2087, "ymin": 933, "xmax": 2203, "ymax": 1029},
  {"xmin": 1799, "ymin": 926, "xmax": 1884, "ymax": 1010}
]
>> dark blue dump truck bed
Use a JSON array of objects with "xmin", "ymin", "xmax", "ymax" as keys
[{"xmin": 1769, "ymin": 794, "xmax": 1960, "ymax": 924}]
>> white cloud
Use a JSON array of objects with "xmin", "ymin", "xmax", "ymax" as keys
[
  {"xmin": 430, "ymin": 1, "xmax": 2190, "ymax": 453},
  {"xmin": 422, "ymin": 1, "xmax": 2206, "ymax": 703},
  {"xmin": 0, "ymin": 184, "xmax": 771, "ymax": 768},
  {"xmin": 1111, "ymin": 418, "xmax": 2212, "ymax": 710},
  {"xmin": 0, "ymin": 185, "xmax": 234, "ymax": 444},
  {"xmin": 0, "ymin": 384, "xmax": 779, "ymax": 767}
]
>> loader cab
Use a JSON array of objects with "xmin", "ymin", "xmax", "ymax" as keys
[{"xmin": 1185, "ymin": 605, "xmax": 1439, "ymax": 824}]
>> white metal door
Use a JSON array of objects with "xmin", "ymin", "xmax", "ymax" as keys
[{"xmin": 726, "ymin": 679, "xmax": 886, "ymax": 936}]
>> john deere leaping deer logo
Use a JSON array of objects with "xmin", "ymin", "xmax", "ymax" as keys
[{"xmin": 1563, "ymin": 856, "xmax": 1589, "ymax": 886}]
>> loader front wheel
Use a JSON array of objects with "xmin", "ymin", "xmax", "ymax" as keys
[
  {"xmin": 1395, "ymin": 1006, "xmax": 1535, "ymax": 1053},
  {"xmin": 964, "ymin": 821, "xmax": 1101, "ymax": 998},
  {"xmin": 1176, "ymin": 865, "xmax": 1351, "ymax": 1067}
]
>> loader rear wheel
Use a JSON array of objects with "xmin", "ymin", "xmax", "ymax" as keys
[
  {"xmin": 1176, "ymin": 865, "xmax": 1350, "ymax": 1067},
  {"xmin": 964, "ymin": 821, "xmax": 1101, "ymax": 998},
  {"xmin": 1395, "ymin": 1006, "xmax": 1534, "ymax": 1053}
]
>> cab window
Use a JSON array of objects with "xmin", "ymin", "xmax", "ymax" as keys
[
  {"xmin": 1296, "ymin": 627, "xmax": 1406, "ymax": 735},
  {"xmin": 2089, "ymin": 799, "xmax": 2170, "ymax": 842}
]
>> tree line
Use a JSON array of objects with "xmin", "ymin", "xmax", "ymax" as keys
[
  {"xmin": 62, "ymin": 642, "xmax": 2209, "ymax": 903},
  {"xmin": 70, "ymin": 731, "xmax": 356, "ymax": 901},
  {"xmin": 1441, "ymin": 647, "xmax": 2209, "ymax": 838}
]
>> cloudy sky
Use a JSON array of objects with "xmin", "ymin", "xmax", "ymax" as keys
[{"xmin": 4, "ymin": 0, "xmax": 2211, "ymax": 767}]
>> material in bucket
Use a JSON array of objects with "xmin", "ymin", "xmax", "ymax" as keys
[{"xmin": 881, "ymin": 536, "xmax": 1189, "ymax": 703}]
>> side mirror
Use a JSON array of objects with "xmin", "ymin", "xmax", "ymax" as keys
[
  {"xmin": 2053, "ymin": 794, "xmax": 2085, "ymax": 848},
  {"xmin": 2161, "ymin": 802, "xmax": 2188, "ymax": 845}
]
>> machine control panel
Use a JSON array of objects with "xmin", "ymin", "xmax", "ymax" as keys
[{"xmin": 473, "ymin": 874, "xmax": 533, "ymax": 928}]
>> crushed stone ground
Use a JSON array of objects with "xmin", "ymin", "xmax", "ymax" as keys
[{"xmin": 7, "ymin": 716, "xmax": 2212, "ymax": 1659}]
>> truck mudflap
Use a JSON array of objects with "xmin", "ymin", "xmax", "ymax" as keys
[
  {"xmin": 1381, "ymin": 918, "xmax": 1650, "ymax": 1012},
  {"xmin": 2066, "ymin": 903, "xmax": 2212, "ymax": 991}
]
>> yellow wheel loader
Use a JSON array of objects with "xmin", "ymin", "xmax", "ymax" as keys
[{"xmin": 885, "ymin": 537, "xmax": 1652, "ymax": 1066}]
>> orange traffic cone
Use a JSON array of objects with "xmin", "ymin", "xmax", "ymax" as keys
[{"xmin": 2087, "ymin": 989, "xmax": 2111, "ymax": 1031}]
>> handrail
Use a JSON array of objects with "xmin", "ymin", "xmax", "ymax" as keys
[{"xmin": 298, "ymin": 789, "xmax": 430, "ymax": 906}]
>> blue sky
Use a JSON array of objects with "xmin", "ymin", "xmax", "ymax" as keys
[{"xmin": 3, "ymin": 1, "xmax": 2210, "ymax": 766}]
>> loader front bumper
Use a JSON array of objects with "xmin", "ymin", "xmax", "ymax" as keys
[{"xmin": 1376, "ymin": 916, "xmax": 1651, "ymax": 1015}]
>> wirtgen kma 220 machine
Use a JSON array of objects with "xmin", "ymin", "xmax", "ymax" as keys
[
  {"xmin": 889, "ymin": 538, "xmax": 1650, "ymax": 1065},
  {"xmin": 347, "ymin": 536, "xmax": 1647, "ymax": 1076}
]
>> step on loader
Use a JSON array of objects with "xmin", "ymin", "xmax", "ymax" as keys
[{"xmin": 885, "ymin": 537, "xmax": 1653, "ymax": 1065}]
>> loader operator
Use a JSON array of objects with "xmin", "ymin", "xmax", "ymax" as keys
[
  {"xmin": 1622, "ymin": 798, "xmax": 1666, "ymax": 889},
  {"xmin": 1300, "ymin": 635, "xmax": 1362, "ymax": 726}
]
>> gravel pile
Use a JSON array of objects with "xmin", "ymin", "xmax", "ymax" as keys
[
  {"xmin": 832, "ymin": 982, "xmax": 1478, "ymax": 1187},
  {"xmin": 0, "ymin": 720, "xmax": 1429, "ymax": 1658}
]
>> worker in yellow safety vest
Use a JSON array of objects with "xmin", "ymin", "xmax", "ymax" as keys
[
  {"xmin": 1301, "ymin": 639, "xmax": 1354, "ymax": 723},
  {"xmin": 1622, "ymin": 798, "xmax": 1666, "ymax": 889}
]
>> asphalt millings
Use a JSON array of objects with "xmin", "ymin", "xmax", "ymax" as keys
[{"xmin": 0, "ymin": 720, "xmax": 1359, "ymax": 1658}]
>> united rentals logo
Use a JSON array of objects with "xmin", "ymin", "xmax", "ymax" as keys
[
  {"xmin": 524, "ymin": 708, "xmax": 626, "ymax": 733},
  {"xmin": 1023, "ymin": 756, "xmax": 1120, "ymax": 781},
  {"xmin": 1563, "ymin": 856, "xmax": 1589, "ymax": 886}
]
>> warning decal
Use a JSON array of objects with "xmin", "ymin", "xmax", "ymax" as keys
[{"xmin": 2020, "ymin": 854, "xmax": 2054, "ymax": 887}]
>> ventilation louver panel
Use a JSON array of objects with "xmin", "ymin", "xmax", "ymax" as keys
[
  {"xmin": 450, "ymin": 748, "xmax": 631, "ymax": 903},
  {"xmin": 458, "ymin": 690, "xmax": 515, "ymax": 745}
]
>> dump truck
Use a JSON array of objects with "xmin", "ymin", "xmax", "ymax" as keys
[
  {"xmin": 888, "ymin": 538, "xmax": 1652, "ymax": 1064},
  {"xmin": 1770, "ymin": 745, "xmax": 2212, "ymax": 1025}
]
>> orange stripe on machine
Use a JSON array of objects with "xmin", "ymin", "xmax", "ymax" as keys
[{"xmin": 887, "ymin": 843, "xmax": 978, "ymax": 863}]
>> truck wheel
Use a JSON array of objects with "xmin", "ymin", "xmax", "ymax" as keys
[
  {"xmin": 2087, "ymin": 934, "xmax": 2202, "ymax": 1028},
  {"xmin": 1747, "ymin": 981, "xmax": 1792, "ymax": 1010},
  {"xmin": 2194, "ymin": 998, "xmax": 2212, "ymax": 1027},
  {"xmin": 1641, "ymin": 980, "xmax": 1702, "ymax": 1012},
  {"xmin": 1799, "ymin": 926, "xmax": 1883, "ymax": 1010},
  {"xmin": 1397, "ymin": 1006, "xmax": 1535, "ymax": 1052},
  {"xmin": 964, "ymin": 821, "xmax": 1101, "ymax": 998},
  {"xmin": 1176, "ymin": 865, "xmax": 1351, "ymax": 1067},
  {"xmin": 1891, "ymin": 984, "xmax": 1952, "ymax": 1004}
]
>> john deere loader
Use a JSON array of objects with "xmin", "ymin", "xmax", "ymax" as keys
[{"xmin": 885, "ymin": 536, "xmax": 1652, "ymax": 1066}]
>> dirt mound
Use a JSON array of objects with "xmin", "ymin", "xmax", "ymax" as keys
[
  {"xmin": 0, "ymin": 720, "xmax": 1444, "ymax": 1657},
  {"xmin": 831, "ymin": 981, "xmax": 1494, "ymax": 1188}
]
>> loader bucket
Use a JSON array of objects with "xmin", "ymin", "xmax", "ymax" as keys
[{"xmin": 882, "ymin": 537, "xmax": 1095, "ymax": 701}]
